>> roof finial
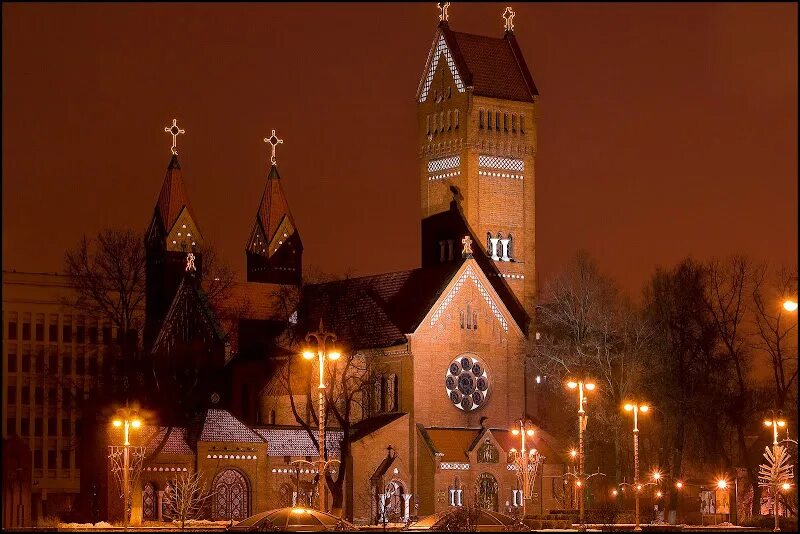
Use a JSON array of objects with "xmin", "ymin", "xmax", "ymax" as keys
[
  {"xmin": 264, "ymin": 129, "xmax": 284, "ymax": 166},
  {"xmin": 503, "ymin": 6, "xmax": 515, "ymax": 33},
  {"xmin": 165, "ymin": 119, "xmax": 186, "ymax": 156},
  {"xmin": 462, "ymin": 235, "xmax": 473, "ymax": 258},
  {"xmin": 438, "ymin": 2, "xmax": 450, "ymax": 23}
]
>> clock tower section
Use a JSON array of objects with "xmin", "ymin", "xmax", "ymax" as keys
[{"xmin": 417, "ymin": 16, "xmax": 538, "ymax": 321}]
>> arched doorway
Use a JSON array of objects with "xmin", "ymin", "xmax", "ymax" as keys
[
  {"xmin": 212, "ymin": 469, "xmax": 249, "ymax": 520},
  {"xmin": 142, "ymin": 482, "xmax": 157, "ymax": 521},
  {"xmin": 384, "ymin": 479, "xmax": 407, "ymax": 522},
  {"xmin": 476, "ymin": 472, "xmax": 499, "ymax": 511}
]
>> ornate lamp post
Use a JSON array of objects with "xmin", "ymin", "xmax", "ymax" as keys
[
  {"xmin": 567, "ymin": 378, "xmax": 596, "ymax": 530},
  {"xmin": 623, "ymin": 402, "xmax": 650, "ymax": 532},
  {"xmin": 763, "ymin": 412, "xmax": 790, "ymax": 531},
  {"xmin": 510, "ymin": 419, "xmax": 543, "ymax": 518},
  {"xmin": 111, "ymin": 412, "xmax": 142, "ymax": 531},
  {"xmin": 302, "ymin": 320, "xmax": 341, "ymax": 511}
]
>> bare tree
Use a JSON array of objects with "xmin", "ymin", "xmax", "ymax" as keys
[
  {"xmin": 751, "ymin": 266, "xmax": 798, "ymax": 411},
  {"xmin": 163, "ymin": 471, "xmax": 215, "ymax": 529},
  {"xmin": 530, "ymin": 251, "xmax": 650, "ymax": 485}
]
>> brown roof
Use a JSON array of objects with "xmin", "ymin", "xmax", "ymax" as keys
[
  {"xmin": 424, "ymin": 428, "xmax": 481, "ymax": 462},
  {"xmin": 299, "ymin": 263, "xmax": 459, "ymax": 350},
  {"xmin": 422, "ymin": 24, "xmax": 537, "ymax": 103},
  {"xmin": 142, "ymin": 426, "xmax": 193, "ymax": 457},
  {"xmin": 154, "ymin": 155, "xmax": 199, "ymax": 233},
  {"xmin": 198, "ymin": 409, "xmax": 264, "ymax": 443},
  {"xmin": 248, "ymin": 165, "xmax": 302, "ymax": 257}
]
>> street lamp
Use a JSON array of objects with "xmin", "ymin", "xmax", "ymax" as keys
[
  {"xmin": 783, "ymin": 299, "xmax": 798, "ymax": 312},
  {"xmin": 623, "ymin": 402, "xmax": 650, "ymax": 531},
  {"xmin": 111, "ymin": 413, "xmax": 142, "ymax": 531},
  {"xmin": 567, "ymin": 378, "xmax": 596, "ymax": 530},
  {"xmin": 510, "ymin": 419, "xmax": 540, "ymax": 518},
  {"xmin": 301, "ymin": 319, "xmax": 340, "ymax": 511}
]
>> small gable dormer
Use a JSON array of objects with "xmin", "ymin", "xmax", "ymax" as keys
[{"xmin": 246, "ymin": 164, "xmax": 303, "ymax": 285}]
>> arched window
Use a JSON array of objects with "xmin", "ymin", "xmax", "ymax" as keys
[
  {"xmin": 487, "ymin": 111, "xmax": 493, "ymax": 130},
  {"xmin": 454, "ymin": 109, "xmax": 459, "ymax": 129},
  {"xmin": 142, "ymin": 482, "xmax": 156, "ymax": 521},
  {"xmin": 212, "ymin": 469, "xmax": 250, "ymax": 520},
  {"xmin": 479, "ymin": 109, "xmax": 485, "ymax": 129}
]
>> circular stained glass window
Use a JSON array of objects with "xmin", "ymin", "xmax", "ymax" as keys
[{"xmin": 445, "ymin": 355, "xmax": 489, "ymax": 411}]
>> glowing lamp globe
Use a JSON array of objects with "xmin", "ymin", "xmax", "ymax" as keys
[
  {"xmin": 328, "ymin": 350, "xmax": 341, "ymax": 361},
  {"xmin": 512, "ymin": 429, "xmax": 519, "ymax": 436},
  {"xmin": 652, "ymin": 471, "xmax": 661, "ymax": 481},
  {"xmin": 624, "ymin": 404, "xmax": 634, "ymax": 412},
  {"xmin": 676, "ymin": 481, "xmax": 684, "ymax": 489},
  {"xmin": 612, "ymin": 489, "xmax": 618, "ymax": 496},
  {"xmin": 640, "ymin": 405, "xmax": 649, "ymax": 413},
  {"xmin": 778, "ymin": 420, "xmax": 786, "ymax": 427},
  {"xmin": 302, "ymin": 350, "xmax": 315, "ymax": 360},
  {"xmin": 783, "ymin": 299, "xmax": 798, "ymax": 312},
  {"xmin": 717, "ymin": 480, "xmax": 727, "ymax": 490},
  {"xmin": 585, "ymin": 382, "xmax": 596, "ymax": 391},
  {"xmin": 526, "ymin": 429, "xmax": 535, "ymax": 437},
  {"xmin": 782, "ymin": 482, "xmax": 792, "ymax": 491},
  {"xmin": 131, "ymin": 419, "xmax": 142, "ymax": 428},
  {"xmin": 567, "ymin": 381, "xmax": 578, "ymax": 389},
  {"xmin": 112, "ymin": 420, "xmax": 122, "ymax": 427},
  {"xmin": 765, "ymin": 420, "xmax": 774, "ymax": 427}
]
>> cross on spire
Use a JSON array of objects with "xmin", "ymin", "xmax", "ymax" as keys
[
  {"xmin": 264, "ymin": 129, "xmax": 284, "ymax": 166},
  {"xmin": 503, "ymin": 6, "xmax": 515, "ymax": 33},
  {"xmin": 164, "ymin": 119, "xmax": 186, "ymax": 155},
  {"xmin": 438, "ymin": 2, "xmax": 450, "ymax": 23}
]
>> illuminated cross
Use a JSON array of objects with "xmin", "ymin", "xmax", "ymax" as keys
[
  {"xmin": 438, "ymin": 2, "xmax": 450, "ymax": 22},
  {"xmin": 503, "ymin": 7, "xmax": 515, "ymax": 33},
  {"xmin": 185, "ymin": 252, "xmax": 196, "ymax": 273},
  {"xmin": 164, "ymin": 119, "xmax": 185, "ymax": 155},
  {"xmin": 264, "ymin": 129, "xmax": 284, "ymax": 166},
  {"xmin": 462, "ymin": 235, "xmax": 473, "ymax": 257}
]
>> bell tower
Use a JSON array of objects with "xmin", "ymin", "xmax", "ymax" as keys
[
  {"xmin": 417, "ymin": 7, "xmax": 537, "ymax": 320},
  {"xmin": 145, "ymin": 120, "xmax": 204, "ymax": 350}
]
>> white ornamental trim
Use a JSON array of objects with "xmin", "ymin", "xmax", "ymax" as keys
[
  {"xmin": 429, "ymin": 170, "xmax": 461, "ymax": 181},
  {"xmin": 419, "ymin": 35, "xmax": 465, "ymax": 102},
  {"xmin": 479, "ymin": 155, "xmax": 524, "ymax": 172},
  {"xmin": 206, "ymin": 454, "xmax": 258, "ymax": 460},
  {"xmin": 479, "ymin": 170, "xmax": 523, "ymax": 180},
  {"xmin": 428, "ymin": 155, "xmax": 461, "ymax": 173},
  {"xmin": 431, "ymin": 266, "xmax": 508, "ymax": 332},
  {"xmin": 441, "ymin": 462, "xmax": 471, "ymax": 471},
  {"xmin": 144, "ymin": 466, "xmax": 188, "ymax": 472}
]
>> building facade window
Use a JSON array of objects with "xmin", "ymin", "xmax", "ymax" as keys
[
  {"xmin": 21, "ymin": 386, "xmax": 30, "ymax": 405},
  {"xmin": 47, "ymin": 450, "xmax": 56, "ymax": 469},
  {"xmin": 35, "ymin": 314, "xmax": 44, "ymax": 341},
  {"xmin": 63, "ymin": 315, "xmax": 73, "ymax": 343},
  {"xmin": 49, "ymin": 315, "xmax": 58, "ymax": 342},
  {"xmin": 22, "ymin": 347, "xmax": 31, "ymax": 372},
  {"xmin": 8, "ymin": 385, "xmax": 17, "ymax": 405},
  {"xmin": 89, "ymin": 325, "xmax": 98, "ymax": 344},
  {"xmin": 7, "ymin": 349, "xmax": 17, "ymax": 372},
  {"xmin": 35, "ymin": 418, "xmax": 43, "ymax": 437},
  {"xmin": 21, "ymin": 418, "xmax": 29, "ymax": 436},
  {"xmin": 22, "ymin": 313, "xmax": 31, "ymax": 341},
  {"xmin": 48, "ymin": 418, "xmax": 56, "ymax": 435},
  {"xmin": 34, "ymin": 450, "xmax": 43, "ymax": 468},
  {"xmin": 479, "ymin": 109, "xmax": 484, "ymax": 129},
  {"xmin": 62, "ymin": 419, "xmax": 71, "ymax": 437}
]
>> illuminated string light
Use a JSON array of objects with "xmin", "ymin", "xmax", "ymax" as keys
[
  {"xmin": 164, "ymin": 119, "xmax": 185, "ymax": 155},
  {"xmin": 264, "ymin": 129, "xmax": 284, "ymax": 166},
  {"xmin": 185, "ymin": 252, "xmax": 196, "ymax": 272}
]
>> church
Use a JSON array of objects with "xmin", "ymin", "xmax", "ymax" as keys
[{"xmin": 113, "ymin": 6, "xmax": 568, "ymax": 525}]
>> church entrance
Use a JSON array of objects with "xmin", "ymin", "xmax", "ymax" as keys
[
  {"xmin": 212, "ymin": 469, "xmax": 249, "ymax": 520},
  {"xmin": 384, "ymin": 479, "xmax": 407, "ymax": 522},
  {"xmin": 476, "ymin": 473, "xmax": 499, "ymax": 511}
]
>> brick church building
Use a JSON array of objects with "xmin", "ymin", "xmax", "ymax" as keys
[{"xmin": 113, "ymin": 8, "xmax": 568, "ymax": 525}]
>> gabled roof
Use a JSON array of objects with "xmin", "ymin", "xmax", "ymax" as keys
[
  {"xmin": 247, "ymin": 165, "xmax": 302, "ymax": 258},
  {"xmin": 253, "ymin": 427, "xmax": 343, "ymax": 457},
  {"xmin": 198, "ymin": 409, "xmax": 264, "ymax": 443},
  {"xmin": 151, "ymin": 275, "xmax": 227, "ymax": 354},
  {"xmin": 151, "ymin": 155, "xmax": 200, "ymax": 235},
  {"xmin": 423, "ymin": 427, "xmax": 481, "ymax": 462},
  {"xmin": 299, "ymin": 262, "xmax": 460, "ymax": 350},
  {"xmin": 351, "ymin": 412, "xmax": 407, "ymax": 442},
  {"xmin": 142, "ymin": 426, "xmax": 193, "ymax": 457},
  {"xmin": 418, "ymin": 23, "xmax": 537, "ymax": 103}
]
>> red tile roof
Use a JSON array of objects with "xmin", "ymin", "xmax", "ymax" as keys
[
  {"xmin": 253, "ymin": 427, "xmax": 343, "ymax": 457},
  {"xmin": 424, "ymin": 428, "xmax": 481, "ymax": 462},
  {"xmin": 199, "ymin": 409, "xmax": 264, "ymax": 443},
  {"xmin": 423, "ymin": 24, "xmax": 537, "ymax": 103},
  {"xmin": 143, "ymin": 426, "xmax": 193, "ymax": 456}
]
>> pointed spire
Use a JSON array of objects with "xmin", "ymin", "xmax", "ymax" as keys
[{"xmin": 156, "ymin": 154, "xmax": 196, "ymax": 234}]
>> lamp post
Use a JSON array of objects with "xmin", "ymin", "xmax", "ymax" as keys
[
  {"xmin": 112, "ymin": 414, "xmax": 142, "ymax": 531},
  {"xmin": 511, "ymin": 419, "xmax": 537, "ymax": 518},
  {"xmin": 764, "ymin": 412, "xmax": 789, "ymax": 531},
  {"xmin": 302, "ymin": 320, "xmax": 341, "ymax": 512},
  {"xmin": 623, "ymin": 402, "xmax": 650, "ymax": 532},
  {"xmin": 567, "ymin": 379, "xmax": 596, "ymax": 530}
]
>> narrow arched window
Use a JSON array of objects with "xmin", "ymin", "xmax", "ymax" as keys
[
  {"xmin": 479, "ymin": 109, "xmax": 485, "ymax": 129},
  {"xmin": 487, "ymin": 111, "xmax": 493, "ymax": 130}
]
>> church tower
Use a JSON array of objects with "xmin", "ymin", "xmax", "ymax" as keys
[
  {"xmin": 145, "ymin": 120, "xmax": 204, "ymax": 350},
  {"xmin": 245, "ymin": 130, "xmax": 303, "ymax": 285},
  {"xmin": 418, "ymin": 6, "xmax": 537, "ymax": 321}
]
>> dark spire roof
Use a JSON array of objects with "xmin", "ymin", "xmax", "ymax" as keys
[
  {"xmin": 154, "ymin": 154, "xmax": 199, "ymax": 234},
  {"xmin": 420, "ymin": 24, "xmax": 538, "ymax": 103},
  {"xmin": 247, "ymin": 165, "xmax": 301, "ymax": 257}
]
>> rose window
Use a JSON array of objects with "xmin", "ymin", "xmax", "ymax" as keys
[{"xmin": 445, "ymin": 355, "xmax": 489, "ymax": 411}]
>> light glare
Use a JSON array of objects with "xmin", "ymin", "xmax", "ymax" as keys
[
  {"xmin": 302, "ymin": 350, "xmax": 315, "ymax": 360},
  {"xmin": 783, "ymin": 300, "xmax": 798, "ymax": 312},
  {"xmin": 567, "ymin": 381, "xmax": 578, "ymax": 389},
  {"xmin": 112, "ymin": 420, "xmax": 122, "ymax": 427}
]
